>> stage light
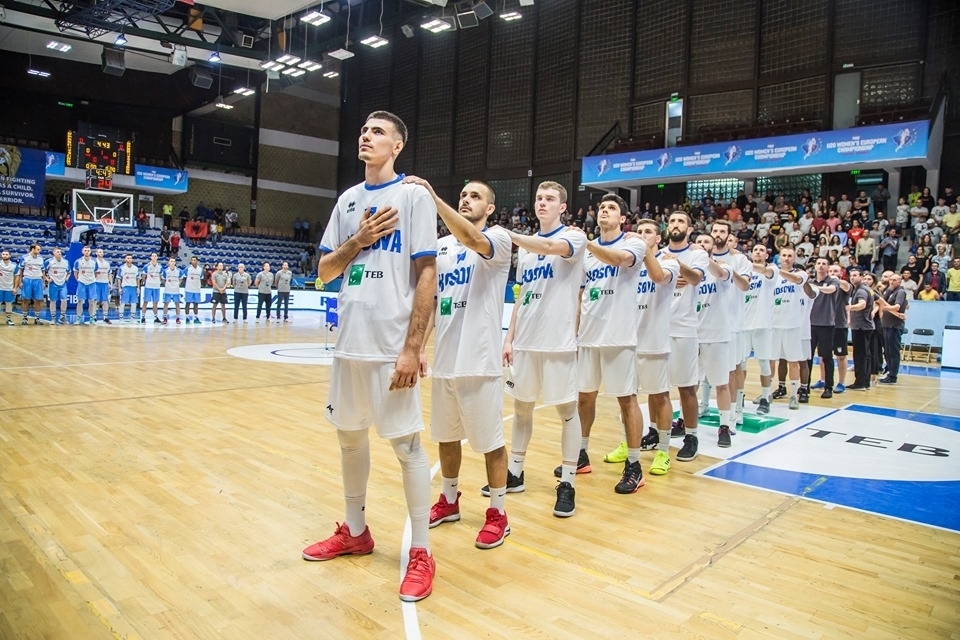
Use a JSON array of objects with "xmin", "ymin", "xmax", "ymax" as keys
[
  {"xmin": 500, "ymin": 11, "xmax": 521, "ymax": 20},
  {"xmin": 208, "ymin": 50, "xmax": 221, "ymax": 63},
  {"xmin": 361, "ymin": 35, "xmax": 388, "ymax": 48},
  {"xmin": 114, "ymin": 32, "xmax": 127, "ymax": 46},
  {"xmin": 301, "ymin": 10, "xmax": 331, "ymax": 26}
]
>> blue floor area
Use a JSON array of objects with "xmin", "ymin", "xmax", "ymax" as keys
[{"xmin": 703, "ymin": 404, "xmax": 960, "ymax": 533}]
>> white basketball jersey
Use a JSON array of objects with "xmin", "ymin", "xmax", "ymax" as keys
[
  {"xmin": 513, "ymin": 226, "xmax": 587, "ymax": 353},
  {"xmin": 696, "ymin": 261, "xmax": 732, "ymax": 343},
  {"xmin": 162, "ymin": 266, "xmax": 182, "ymax": 293},
  {"xmin": 743, "ymin": 267, "xmax": 777, "ymax": 331},
  {"xmin": 433, "ymin": 227, "xmax": 511, "ymax": 378},
  {"xmin": 94, "ymin": 259, "xmax": 111, "ymax": 284},
  {"xmin": 319, "ymin": 175, "xmax": 438, "ymax": 362},
  {"xmin": 45, "ymin": 258, "xmax": 70, "ymax": 286},
  {"xmin": 119, "ymin": 264, "xmax": 139, "ymax": 287},
  {"xmin": 664, "ymin": 245, "xmax": 710, "ymax": 339},
  {"xmin": 636, "ymin": 253, "xmax": 679, "ymax": 355},
  {"xmin": 74, "ymin": 257, "xmax": 97, "ymax": 285},
  {"xmin": 800, "ymin": 286, "xmax": 818, "ymax": 339},
  {"xmin": 577, "ymin": 234, "xmax": 645, "ymax": 348},
  {"xmin": 0, "ymin": 260, "xmax": 16, "ymax": 290},
  {"xmin": 143, "ymin": 262, "xmax": 162, "ymax": 288},
  {"xmin": 771, "ymin": 270, "xmax": 810, "ymax": 329},
  {"xmin": 713, "ymin": 250, "xmax": 752, "ymax": 333},
  {"xmin": 185, "ymin": 265, "xmax": 203, "ymax": 292},
  {"xmin": 19, "ymin": 254, "xmax": 44, "ymax": 280}
]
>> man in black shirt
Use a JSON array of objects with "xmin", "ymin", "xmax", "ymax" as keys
[
  {"xmin": 808, "ymin": 258, "xmax": 843, "ymax": 399},
  {"xmin": 845, "ymin": 268, "xmax": 875, "ymax": 390}
]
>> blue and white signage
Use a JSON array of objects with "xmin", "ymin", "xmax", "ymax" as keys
[
  {"xmin": 582, "ymin": 120, "xmax": 930, "ymax": 186},
  {"xmin": 134, "ymin": 164, "xmax": 189, "ymax": 192},
  {"xmin": 45, "ymin": 151, "xmax": 66, "ymax": 176},
  {"xmin": 702, "ymin": 404, "xmax": 960, "ymax": 532},
  {"xmin": 0, "ymin": 146, "xmax": 46, "ymax": 207}
]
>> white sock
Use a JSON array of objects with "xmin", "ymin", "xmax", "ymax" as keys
[
  {"xmin": 580, "ymin": 436, "xmax": 589, "ymax": 452},
  {"xmin": 736, "ymin": 390, "xmax": 745, "ymax": 414},
  {"xmin": 441, "ymin": 476, "xmax": 459, "ymax": 503},
  {"xmin": 508, "ymin": 453, "xmax": 525, "ymax": 477},
  {"xmin": 392, "ymin": 434, "xmax": 431, "ymax": 552},
  {"xmin": 700, "ymin": 382, "xmax": 712, "ymax": 411},
  {"xmin": 338, "ymin": 429, "xmax": 371, "ymax": 536},
  {"xmin": 561, "ymin": 464, "xmax": 576, "ymax": 486},
  {"xmin": 488, "ymin": 487, "xmax": 506, "ymax": 515},
  {"xmin": 657, "ymin": 428, "xmax": 672, "ymax": 453},
  {"xmin": 789, "ymin": 380, "xmax": 800, "ymax": 398},
  {"xmin": 761, "ymin": 386, "xmax": 771, "ymax": 401},
  {"xmin": 722, "ymin": 408, "xmax": 734, "ymax": 427},
  {"xmin": 688, "ymin": 426, "xmax": 699, "ymax": 438},
  {"xmin": 627, "ymin": 447, "xmax": 641, "ymax": 464},
  {"xmin": 558, "ymin": 402, "xmax": 581, "ymax": 471}
]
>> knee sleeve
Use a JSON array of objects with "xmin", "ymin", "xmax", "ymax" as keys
[
  {"xmin": 389, "ymin": 433, "xmax": 424, "ymax": 465},
  {"xmin": 511, "ymin": 400, "xmax": 535, "ymax": 453},
  {"xmin": 760, "ymin": 360, "xmax": 772, "ymax": 377}
]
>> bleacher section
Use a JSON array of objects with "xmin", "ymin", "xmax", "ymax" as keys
[{"xmin": 0, "ymin": 216, "xmax": 313, "ymax": 277}]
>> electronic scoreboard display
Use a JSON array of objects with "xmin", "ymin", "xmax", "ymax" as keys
[{"xmin": 65, "ymin": 130, "xmax": 133, "ymax": 177}]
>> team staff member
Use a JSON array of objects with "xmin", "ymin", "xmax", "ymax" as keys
[
  {"xmin": 845, "ymin": 268, "xmax": 875, "ymax": 390},
  {"xmin": 232, "ymin": 264, "xmax": 252, "ymax": 321},
  {"xmin": 255, "ymin": 262, "xmax": 274, "ymax": 321},
  {"xmin": 210, "ymin": 262, "xmax": 230, "ymax": 323},
  {"xmin": 305, "ymin": 111, "xmax": 438, "ymax": 603},
  {"xmin": 275, "ymin": 262, "xmax": 294, "ymax": 322}
]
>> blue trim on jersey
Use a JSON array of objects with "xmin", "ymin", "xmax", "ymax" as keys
[
  {"xmin": 537, "ymin": 225, "xmax": 565, "ymax": 238},
  {"xmin": 411, "ymin": 250, "xmax": 438, "ymax": 260},
  {"xmin": 694, "ymin": 267, "xmax": 706, "ymax": 277},
  {"xmin": 364, "ymin": 173, "xmax": 405, "ymax": 191},
  {"xmin": 597, "ymin": 232, "xmax": 625, "ymax": 246},
  {"xmin": 318, "ymin": 245, "xmax": 333, "ymax": 254},
  {"xmin": 669, "ymin": 244, "xmax": 692, "ymax": 253},
  {"xmin": 563, "ymin": 239, "xmax": 574, "ymax": 258},
  {"xmin": 479, "ymin": 231, "xmax": 495, "ymax": 261}
]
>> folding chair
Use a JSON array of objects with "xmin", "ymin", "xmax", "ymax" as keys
[
  {"xmin": 905, "ymin": 328, "xmax": 935, "ymax": 363},
  {"xmin": 323, "ymin": 297, "xmax": 338, "ymax": 350}
]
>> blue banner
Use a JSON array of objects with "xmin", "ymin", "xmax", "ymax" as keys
[
  {"xmin": 45, "ymin": 151, "xmax": 66, "ymax": 176},
  {"xmin": 135, "ymin": 164, "xmax": 189, "ymax": 192},
  {"xmin": 0, "ymin": 146, "xmax": 46, "ymax": 207},
  {"xmin": 582, "ymin": 120, "xmax": 930, "ymax": 185}
]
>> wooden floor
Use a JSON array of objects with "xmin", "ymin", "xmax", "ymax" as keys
[{"xmin": 0, "ymin": 317, "xmax": 957, "ymax": 640}]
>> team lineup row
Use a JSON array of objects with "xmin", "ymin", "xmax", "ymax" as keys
[
  {"xmin": 296, "ymin": 111, "xmax": 901, "ymax": 605},
  {"xmin": 0, "ymin": 246, "xmax": 297, "ymax": 325}
]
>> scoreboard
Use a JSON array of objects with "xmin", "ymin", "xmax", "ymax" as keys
[{"xmin": 65, "ymin": 130, "xmax": 133, "ymax": 177}]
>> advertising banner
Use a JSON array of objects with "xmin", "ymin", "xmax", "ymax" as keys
[
  {"xmin": 45, "ymin": 151, "xmax": 67, "ymax": 176},
  {"xmin": 582, "ymin": 120, "xmax": 930, "ymax": 186},
  {"xmin": 0, "ymin": 146, "xmax": 46, "ymax": 207},
  {"xmin": 134, "ymin": 165, "xmax": 189, "ymax": 192}
]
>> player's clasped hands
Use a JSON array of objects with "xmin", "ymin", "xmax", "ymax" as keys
[{"xmin": 355, "ymin": 206, "xmax": 399, "ymax": 247}]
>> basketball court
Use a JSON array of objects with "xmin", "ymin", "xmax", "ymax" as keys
[{"xmin": 0, "ymin": 321, "xmax": 957, "ymax": 639}]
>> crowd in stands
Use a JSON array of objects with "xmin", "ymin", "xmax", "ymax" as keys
[{"xmin": 451, "ymin": 183, "xmax": 960, "ymax": 300}]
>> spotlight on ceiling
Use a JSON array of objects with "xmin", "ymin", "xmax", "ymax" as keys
[
  {"xmin": 233, "ymin": 87, "xmax": 255, "ymax": 96},
  {"xmin": 300, "ymin": 10, "xmax": 331, "ymax": 26},
  {"xmin": 114, "ymin": 32, "xmax": 127, "ymax": 46},
  {"xmin": 208, "ymin": 50, "xmax": 221, "ymax": 63},
  {"xmin": 276, "ymin": 54, "xmax": 301, "ymax": 65},
  {"xmin": 328, "ymin": 48, "xmax": 355, "ymax": 60},
  {"xmin": 46, "ymin": 41, "xmax": 72, "ymax": 52},
  {"xmin": 28, "ymin": 68, "xmax": 51, "ymax": 78},
  {"xmin": 361, "ymin": 35, "xmax": 389, "ymax": 48},
  {"xmin": 421, "ymin": 16, "xmax": 455, "ymax": 33},
  {"xmin": 500, "ymin": 10, "xmax": 521, "ymax": 20}
]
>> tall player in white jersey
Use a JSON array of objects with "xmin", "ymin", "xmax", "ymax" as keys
[
  {"xmin": 45, "ymin": 247, "xmax": 71, "ymax": 324},
  {"xmin": 73, "ymin": 246, "xmax": 97, "ymax": 325},
  {"xmin": 17, "ymin": 243, "xmax": 45, "ymax": 325},
  {"xmin": 93, "ymin": 248, "xmax": 112, "ymax": 324},
  {"xmin": 567, "ymin": 194, "xmax": 647, "ymax": 494},
  {"xmin": 769, "ymin": 247, "xmax": 811, "ymax": 409},
  {"xmin": 117, "ymin": 254, "xmax": 140, "ymax": 322},
  {"xmin": 161, "ymin": 257, "xmax": 183, "ymax": 324},
  {"xmin": 184, "ymin": 256, "xmax": 203, "ymax": 324},
  {"xmin": 692, "ymin": 233, "xmax": 735, "ymax": 447},
  {"xmin": 141, "ymin": 253, "xmax": 163, "ymax": 324},
  {"xmin": 306, "ymin": 111, "xmax": 438, "ymax": 603},
  {"xmin": 403, "ymin": 176, "xmax": 513, "ymax": 550},
  {"xmin": 663, "ymin": 212, "xmax": 710, "ymax": 461},
  {"xmin": 502, "ymin": 181, "xmax": 587, "ymax": 518},
  {"xmin": 744, "ymin": 245, "xmax": 777, "ymax": 415},
  {"xmin": 708, "ymin": 222, "xmax": 751, "ymax": 431}
]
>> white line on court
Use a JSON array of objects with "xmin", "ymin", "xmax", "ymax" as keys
[
  {"xmin": 0, "ymin": 355, "xmax": 234, "ymax": 371},
  {"xmin": 399, "ymin": 404, "xmax": 546, "ymax": 640}
]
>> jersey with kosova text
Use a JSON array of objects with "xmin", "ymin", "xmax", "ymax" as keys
[
  {"xmin": 19, "ymin": 254, "xmax": 44, "ymax": 280},
  {"xmin": 433, "ymin": 226, "xmax": 511, "ymax": 378},
  {"xmin": 45, "ymin": 258, "xmax": 70, "ymax": 286},
  {"xmin": 74, "ymin": 257, "xmax": 97, "ymax": 285},
  {"xmin": 636, "ymin": 253, "xmax": 679, "ymax": 355},
  {"xmin": 713, "ymin": 249, "xmax": 752, "ymax": 334},
  {"xmin": 577, "ymin": 233, "xmax": 646, "ymax": 348},
  {"xmin": 743, "ymin": 265, "xmax": 777, "ymax": 331},
  {"xmin": 513, "ymin": 226, "xmax": 587, "ymax": 353},
  {"xmin": 696, "ymin": 259, "xmax": 732, "ymax": 343},
  {"xmin": 319, "ymin": 175, "xmax": 438, "ymax": 362},
  {"xmin": 94, "ymin": 259, "xmax": 111, "ymax": 284},
  {"xmin": 664, "ymin": 244, "xmax": 710, "ymax": 339},
  {"xmin": 0, "ymin": 260, "xmax": 16, "ymax": 290},
  {"xmin": 770, "ymin": 269, "xmax": 811, "ymax": 330}
]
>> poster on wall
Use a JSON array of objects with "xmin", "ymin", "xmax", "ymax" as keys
[
  {"xmin": 0, "ymin": 146, "xmax": 46, "ymax": 207},
  {"xmin": 135, "ymin": 165, "xmax": 189, "ymax": 193}
]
